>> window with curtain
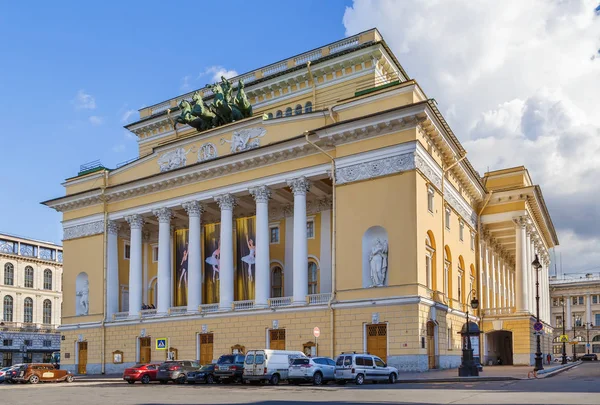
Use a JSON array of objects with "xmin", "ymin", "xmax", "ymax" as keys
[
  {"xmin": 294, "ymin": 104, "xmax": 302, "ymax": 115},
  {"xmin": 271, "ymin": 266, "xmax": 283, "ymax": 298},
  {"xmin": 24, "ymin": 297, "xmax": 33, "ymax": 323},
  {"xmin": 285, "ymin": 107, "xmax": 292, "ymax": 117},
  {"xmin": 304, "ymin": 101, "xmax": 312, "ymax": 113},
  {"xmin": 3, "ymin": 296, "xmax": 13, "ymax": 322},
  {"xmin": 24, "ymin": 266, "xmax": 34, "ymax": 288},
  {"xmin": 4, "ymin": 263, "xmax": 14, "ymax": 286},
  {"xmin": 44, "ymin": 269, "xmax": 52, "ymax": 290},
  {"xmin": 43, "ymin": 300, "xmax": 52, "ymax": 325},
  {"xmin": 276, "ymin": 110, "xmax": 282, "ymax": 118},
  {"xmin": 308, "ymin": 262, "xmax": 318, "ymax": 294}
]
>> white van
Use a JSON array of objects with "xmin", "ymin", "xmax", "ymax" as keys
[{"xmin": 243, "ymin": 349, "xmax": 306, "ymax": 385}]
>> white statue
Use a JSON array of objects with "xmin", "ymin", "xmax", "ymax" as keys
[
  {"xmin": 76, "ymin": 280, "xmax": 89, "ymax": 315},
  {"xmin": 220, "ymin": 127, "xmax": 266, "ymax": 153},
  {"xmin": 369, "ymin": 238, "xmax": 388, "ymax": 287},
  {"xmin": 157, "ymin": 147, "xmax": 195, "ymax": 172}
]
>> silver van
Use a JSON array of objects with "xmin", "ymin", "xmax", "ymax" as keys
[
  {"xmin": 243, "ymin": 349, "xmax": 306, "ymax": 385},
  {"xmin": 334, "ymin": 352, "xmax": 398, "ymax": 385}
]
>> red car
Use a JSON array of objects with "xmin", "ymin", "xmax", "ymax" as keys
[{"xmin": 123, "ymin": 363, "xmax": 160, "ymax": 384}]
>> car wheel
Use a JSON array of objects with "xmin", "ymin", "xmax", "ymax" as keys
[
  {"xmin": 66, "ymin": 375, "xmax": 74, "ymax": 383},
  {"xmin": 269, "ymin": 374, "xmax": 280, "ymax": 385},
  {"xmin": 176, "ymin": 374, "xmax": 186, "ymax": 384},
  {"xmin": 141, "ymin": 374, "xmax": 151, "ymax": 384},
  {"xmin": 388, "ymin": 373, "xmax": 397, "ymax": 384},
  {"xmin": 206, "ymin": 374, "xmax": 215, "ymax": 384},
  {"xmin": 29, "ymin": 375, "xmax": 40, "ymax": 384},
  {"xmin": 355, "ymin": 373, "xmax": 365, "ymax": 385},
  {"xmin": 127, "ymin": 380, "xmax": 135, "ymax": 384},
  {"xmin": 313, "ymin": 372, "xmax": 323, "ymax": 386},
  {"xmin": 159, "ymin": 380, "xmax": 167, "ymax": 385}
]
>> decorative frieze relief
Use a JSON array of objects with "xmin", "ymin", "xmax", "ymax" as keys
[
  {"xmin": 157, "ymin": 147, "xmax": 196, "ymax": 173},
  {"xmin": 63, "ymin": 220, "xmax": 105, "ymax": 241},
  {"xmin": 220, "ymin": 127, "xmax": 266, "ymax": 153},
  {"xmin": 336, "ymin": 152, "xmax": 415, "ymax": 185}
]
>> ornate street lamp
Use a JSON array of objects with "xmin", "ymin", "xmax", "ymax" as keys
[
  {"xmin": 458, "ymin": 289, "xmax": 479, "ymax": 377},
  {"xmin": 532, "ymin": 254, "xmax": 544, "ymax": 371},
  {"xmin": 561, "ymin": 297, "xmax": 567, "ymax": 365}
]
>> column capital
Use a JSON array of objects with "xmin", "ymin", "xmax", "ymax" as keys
[
  {"xmin": 107, "ymin": 220, "xmax": 120, "ymax": 235},
  {"xmin": 250, "ymin": 185, "xmax": 271, "ymax": 203},
  {"xmin": 513, "ymin": 215, "xmax": 528, "ymax": 228},
  {"xmin": 287, "ymin": 176, "xmax": 311, "ymax": 195},
  {"xmin": 182, "ymin": 200, "xmax": 204, "ymax": 217},
  {"xmin": 215, "ymin": 194, "xmax": 236, "ymax": 210},
  {"xmin": 125, "ymin": 214, "xmax": 144, "ymax": 230},
  {"xmin": 152, "ymin": 207, "xmax": 173, "ymax": 223}
]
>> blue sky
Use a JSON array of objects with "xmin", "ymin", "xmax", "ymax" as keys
[{"xmin": 0, "ymin": 1, "xmax": 352, "ymax": 244}]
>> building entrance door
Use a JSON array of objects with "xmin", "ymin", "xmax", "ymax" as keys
[
  {"xmin": 139, "ymin": 337, "xmax": 151, "ymax": 364},
  {"xmin": 366, "ymin": 324, "xmax": 388, "ymax": 361},
  {"xmin": 486, "ymin": 331, "xmax": 513, "ymax": 365},
  {"xmin": 427, "ymin": 321, "xmax": 436, "ymax": 369},
  {"xmin": 200, "ymin": 334, "xmax": 214, "ymax": 365},
  {"xmin": 269, "ymin": 329, "xmax": 286, "ymax": 350},
  {"xmin": 78, "ymin": 342, "xmax": 88, "ymax": 374}
]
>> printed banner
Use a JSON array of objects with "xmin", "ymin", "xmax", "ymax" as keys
[
  {"xmin": 235, "ymin": 216, "xmax": 256, "ymax": 301},
  {"xmin": 175, "ymin": 229, "xmax": 189, "ymax": 306},
  {"xmin": 203, "ymin": 223, "xmax": 221, "ymax": 304}
]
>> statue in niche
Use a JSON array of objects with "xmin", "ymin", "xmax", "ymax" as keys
[
  {"xmin": 76, "ymin": 280, "xmax": 89, "ymax": 315},
  {"xmin": 369, "ymin": 238, "xmax": 388, "ymax": 287}
]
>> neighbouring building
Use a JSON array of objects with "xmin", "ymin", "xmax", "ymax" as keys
[
  {"xmin": 550, "ymin": 273, "xmax": 600, "ymax": 358},
  {"xmin": 0, "ymin": 233, "xmax": 63, "ymax": 366},
  {"xmin": 42, "ymin": 29, "xmax": 558, "ymax": 375}
]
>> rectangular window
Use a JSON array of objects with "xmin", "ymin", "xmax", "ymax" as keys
[
  {"xmin": 445, "ymin": 208, "xmax": 451, "ymax": 230},
  {"xmin": 152, "ymin": 245, "xmax": 158, "ymax": 262},
  {"xmin": 555, "ymin": 316, "xmax": 563, "ymax": 328},
  {"xmin": 553, "ymin": 298, "xmax": 559, "ymax": 307},
  {"xmin": 579, "ymin": 296, "xmax": 584, "ymax": 305},
  {"xmin": 23, "ymin": 353, "xmax": 32, "ymax": 363},
  {"xmin": 24, "ymin": 340, "xmax": 32, "ymax": 347},
  {"xmin": 458, "ymin": 274, "xmax": 463, "ymax": 303},
  {"xmin": 444, "ymin": 263, "xmax": 449, "ymax": 296},
  {"xmin": 306, "ymin": 219, "xmax": 315, "ymax": 239},
  {"xmin": 270, "ymin": 226, "xmax": 280, "ymax": 244},
  {"xmin": 572, "ymin": 296, "xmax": 578, "ymax": 305},
  {"xmin": 124, "ymin": 241, "xmax": 131, "ymax": 260},
  {"xmin": 594, "ymin": 295, "xmax": 598, "ymax": 305},
  {"xmin": 595, "ymin": 314, "xmax": 600, "ymax": 326},
  {"xmin": 574, "ymin": 314, "xmax": 583, "ymax": 327},
  {"xmin": 470, "ymin": 233, "xmax": 475, "ymax": 251},
  {"xmin": 3, "ymin": 339, "xmax": 12, "ymax": 346},
  {"xmin": 427, "ymin": 186, "xmax": 434, "ymax": 213},
  {"xmin": 459, "ymin": 222, "xmax": 464, "ymax": 241},
  {"xmin": 43, "ymin": 340, "xmax": 52, "ymax": 347},
  {"xmin": 2, "ymin": 352, "xmax": 12, "ymax": 367},
  {"xmin": 425, "ymin": 253, "xmax": 433, "ymax": 289}
]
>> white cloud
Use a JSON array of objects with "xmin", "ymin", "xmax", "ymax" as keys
[
  {"xmin": 202, "ymin": 66, "xmax": 238, "ymax": 84},
  {"xmin": 88, "ymin": 116, "xmax": 104, "ymax": 126},
  {"xmin": 343, "ymin": 0, "xmax": 600, "ymax": 271},
  {"xmin": 121, "ymin": 109, "xmax": 136, "ymax": 123},
  {"xmin": 74, "ymin": 90, "xmax": 96, "ymax": 110}
]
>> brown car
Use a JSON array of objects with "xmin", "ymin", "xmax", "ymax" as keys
[{"xmin": 13, "ymin": 363, "xmax": 74, "ymax": 384}]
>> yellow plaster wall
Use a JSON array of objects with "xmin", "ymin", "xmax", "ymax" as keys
[
  {"xmin": 335, "ymin": 91, "xmax": 415, "ymax": 123},
  {"xmin": 485, "ymin": 172, "xmax": 528, "ymax": 190},
  {"xmin": 482, "ymin": 201, "xmax": 526, "ymax": 216},
  {"xmin": 336, "ymin": 128, "xmax": 417, "ymax": 159}
]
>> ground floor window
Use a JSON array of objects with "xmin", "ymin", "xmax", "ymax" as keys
[
  {"xmin": 42, "ymin": 352, "xmax": 52, "ymax": 363},
  {"xmin": 23, "ymin": 352, "xmax": 32, "ymax": 363},
  {"xmin": 553, "ymin": 345, "xmax": 563, "ymax": 354},
  {"xmin": 2, "ymin": 352, "xmax": 12, "ymax": 367}
]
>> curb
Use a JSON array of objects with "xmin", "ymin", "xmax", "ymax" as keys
[
  {"xmin": 398, "ymin": 376, "xmax": 522, "ymax": 383},
  {"xmin": 536, "ymin": 361, "xmax": 581, "ymax": 379}
]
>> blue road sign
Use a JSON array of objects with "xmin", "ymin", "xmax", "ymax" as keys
[
  {"xmin": 156, "ymin": 338, "xmax": 167, "ymax": 350},
  {"xmin": 533, "ymin": 322, "xmax": 543, "ymax": 332}
]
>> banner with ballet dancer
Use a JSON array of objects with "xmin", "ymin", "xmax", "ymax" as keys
[
  {"xmin": 175, "ymin": 229, "xmax": 189, "ymax": 306},
  {"xmin": 203, "ymin": 223, "xmax": 221, "ymax": 304},
  {"xmin": 235, "ymin": 216, "xmax": 256, "ymax": 301}
]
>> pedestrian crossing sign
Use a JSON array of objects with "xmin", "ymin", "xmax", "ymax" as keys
[
  {"xmin": 156, "ymin": 338, "xmax": 167, "ymax": 350},
  {"xmin": 559, "ymin": 335, "xmax": 569, "ymax": 343}
]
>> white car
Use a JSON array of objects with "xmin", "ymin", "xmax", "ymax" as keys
[
  {"xmin": 288, "ymin": 357, "xmax": 336, "ymax": 385},
  {"xmin": 243, "ymin": 349, "xmax": 307, "ymax": 385},
  {"xmin": 334, "ymin": 352, "xmax": 398, "ymax": 385}
]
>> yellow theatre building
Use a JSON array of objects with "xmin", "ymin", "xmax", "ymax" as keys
[{"xmin": 43, "ymin": 29, "xmax": 559, "ymax": 374}]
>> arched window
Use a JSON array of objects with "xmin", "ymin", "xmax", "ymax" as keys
[
  {"xmin": 285, "ymin": 107, "xmax": 292, "ymax": 117},
  {"xmin": 24, "ymin": 297, "xmax": 33, "ymax": 323},
  {"xmin": 271, "ymin": 266, "xmax": 283, "ymax": 298},
  {"xmin": 3, "ymin": 295, "xmax": 13, "ymax": 322},
  {"xmin": 267, "ymin": 112, "xmax": 273, "ymax": 119},
  {"xmin": 275, "ymin": 110, "xmax": 283, "ymax": 118},
  {"xmin": 592, "ymin": 335, "xmax": 600, "ymax": 342},
  {"xmin": 294, "ymin": 104, "xmax": 302, "ymax": 115},
  {"xmin": 4, "ymin": 263, "xmax": 14, "ymax": 286},
  {"xmin": 43, "ymin": 299, "xmax": 52, "ymax": 325},
  {"xmin": 44, "ymin": 269, "xmax": 52, "ymax": 290},
  {"xmin": 305, "ymin": 101, "xmax": 312, "ymax": 113},
  {"xmin": 425, "ymin": 233, "xmax": 435, "ymax": 289},
  {"xmin": 24, "ymin": 266, "xmax": 34, "ymax": 288},
  {"xmin": 308, "ymin": 262, "xmax": 319, "ymax": 294},
  {"xmin": 444, "ymin": 247, "xmax": 452, "ymax": 299}
]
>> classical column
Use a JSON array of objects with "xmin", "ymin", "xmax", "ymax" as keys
[
  {"xmin": 586, "ymin": 293, "xmax": 592, "ymax": 325},
  {"xmin": 153, "ymin": 207, "xmax": 173, "ymax": 314},
  {"xmin": 125, "ymin": 214, "xmax": 144, "ymax": 317},
  {"xmin": 525, "ymin": 229, "xmax": 533, "ymax": 314},
  {"xmin": 514, "ymin": 217, "xmax": 527, "ymax": 312},
  {"xmin": 183, "ymin": 201, "xmax": 204, "ymax": 313},
  {"xmin": 106, "ymin": 220, "xmax": 120, "ymax": 318},
  {"xmin": 215, "ymin": 194, "xmax": 236, "ymax": 310},
  {"xmin": 288, "ymin": 176, "xmax": 311, "ymax": 304},
  {"xmin": 250, "ymin": 186, "xmax": 271, "ymax": 308},
  {"xmin": 483, "ymin": 241, "xmax": 490, "ymax": 309},
  {"xmin": 566, "ymin": 295, "xmax": 572, "ymax": 330},
  {"xmin": 491, "ymin": 249, "xmax": 497, "ymax": 308}
]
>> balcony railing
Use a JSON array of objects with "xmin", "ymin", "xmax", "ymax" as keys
[
  {"xmin": 168, "ymin": 306, "xmax": 188, "ymax": 316},
  {"xmin": 483, "ymin": 307, "xmax": 516, "ymax": 316},
  {"xmin": 233, "ymin": 300, "xmax": 255, "ymax": 311},
  {"xmin": 198, "ymin": 303, "xmax": 219, "ymax": 314},
  {"xmin": 0, "ymin": 322, "xmax": 57, "ymax": 332},
  {"xmin": 113, "ymin": 312, "xmax": 129, "ymax": 321},
  {"xmin": 307, "ymin": 293, "xmax": 331, "ymax": 305},
  {"xmin": 140, "ymin": 309, "xmax": 157, "ymax": 318},
  {"xmin": 268, "ymin": 296, "xmax": 293, "ymax": 308},
  {"xmin": 329, "ymin": 35, "xmax": 360, "ymax": 54}
]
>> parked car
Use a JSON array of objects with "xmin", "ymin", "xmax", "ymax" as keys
[
  {"xmin": 553, "ymin": 356, "xmax": 572, "ymax": 362},
  {"xmin": 156, "ymin": 360, "xmax": 200, "ymax": 384},
  {"xmin": 288, "ymin": 356, "xmax": 336, "ymax": 385},
  {"xmin": 0, "ymin": 367, "xmax": 12, "ymax": 383},
  {"xmin": 244, "ymin": 350, "xmax": 307, "ymax": 385},
  {"xmin": 214, "ymin": 354, "xmax": 245, "ymax": 383},
  {"xmin": 581, "ymin": 353, "xmax": 598, "ymax": 361},
  {"xmin": 187, "ymin": 364, "xmax": 216, "ymax": 384},
  {"xmin": 12, "ymin": 363, "xmax": 73, "ymax": 384},
  {"xmin": 334, "ymin": 352, "xmax": 398, "ymax": 385},
  {"xmin": 4, "ymin": 364, "xmax": 25, "ymax": 383},
  {"xmin": 123, "ymin": 363, "xmax": 160, "ymax": 384}
]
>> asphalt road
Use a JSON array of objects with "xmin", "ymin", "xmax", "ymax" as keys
[{"xmin": 1, "ymin": 362, "xmax": 599, "ymax": 405}]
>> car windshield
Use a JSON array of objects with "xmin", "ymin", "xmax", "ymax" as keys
[{"xmin": 217, "ymin": 355, "xmax": 235, "ymax": 364}]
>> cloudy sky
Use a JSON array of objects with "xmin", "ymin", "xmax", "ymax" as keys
[{"xmin": 0, "ymin": 1, "xmax": 598, "ymax": 274}]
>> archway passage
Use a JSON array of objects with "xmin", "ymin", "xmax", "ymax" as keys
[{"xmin": 486, "ymin": 331, "xmax": 513, "ymax": 365}]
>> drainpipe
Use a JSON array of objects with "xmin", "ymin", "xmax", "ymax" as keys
[
  {"xmin": 304, "ymin": 130, "xmax": 336, "ymax": 358},
  {"xmin": 440, "ymin": 153, "xmax": 467, "ymax": 305},
  {"xmin": 100, "ymin": 170, "xmax": 109, "ymax": 374},
  {"xmin": 306, "ymin": 61, "xmax": 317, "ymax": 108}
]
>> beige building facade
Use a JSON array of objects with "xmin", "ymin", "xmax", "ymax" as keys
[{"xmin": 43, "ymin": 29, "xmax": 558, "ymax": 375}]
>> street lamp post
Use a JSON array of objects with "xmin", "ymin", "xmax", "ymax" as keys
[
  {"xmin": 532, "ymin": 254, "xmax": 544, "ymax": 371},
  {"xmin": 458, "ymin": 289, "xmax": 479, "ymax": 377},
  {"xmin": 573, "ymin": 321, "xmax": 578, "ymax": 362},
  {"xmin": 561, "ymin": 297, "xmax": 567, "ymax": 365},
  {"xmin": 583, "ymin": 322, "xmax": 594, "ymax": 354}
]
